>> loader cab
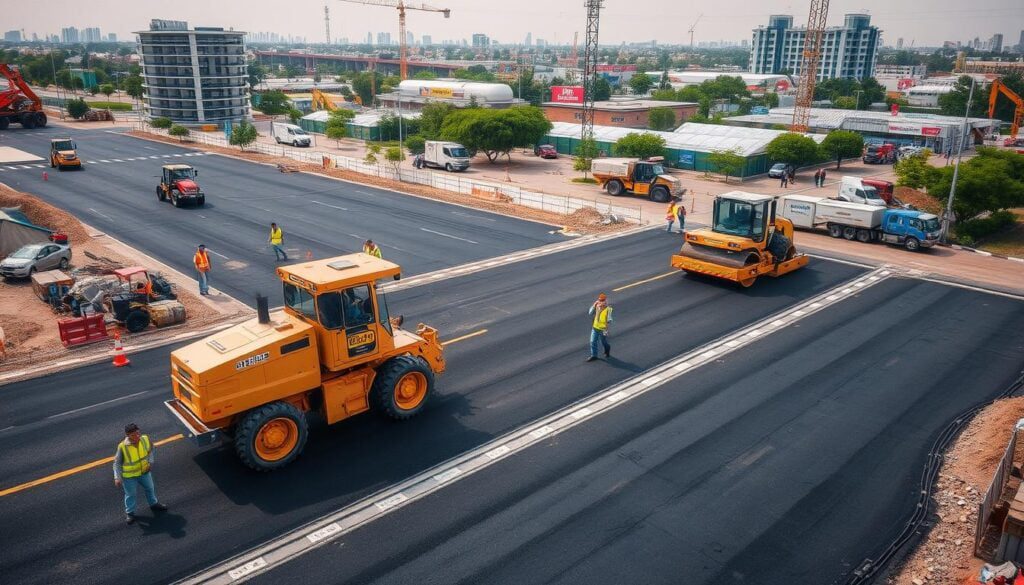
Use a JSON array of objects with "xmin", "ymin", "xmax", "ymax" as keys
[
  {"xmin": 278, "ymin": 255, "xmax": 401, "ymax": 372},
  {"xmin": 712, "ymin": 192, "xmax": 775, "ymax": 243},
  {"xmin": 164, "ymin": 165, "xmax": 196, "ymax": 183}
]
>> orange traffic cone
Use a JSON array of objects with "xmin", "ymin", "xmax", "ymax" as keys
[
  {"xmin": 42, "ymin": 171, "xmax": 48, "ymax": 181},
  {"xmin": 305, "ymin": 249, "xmax": 313, "ymax": 261},
  {"xmin": 112, "ymin": 332, "xmax": 131, "ymax": 367}
]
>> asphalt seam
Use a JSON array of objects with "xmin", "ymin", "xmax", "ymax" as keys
[{"xmin": 174, "ymin": 266, "xmax": 892, "ymax": 585}]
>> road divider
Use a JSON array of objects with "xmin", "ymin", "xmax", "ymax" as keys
[{"xmin": 174, "ymin": 266, "xmax": 892, "ymax": 585}]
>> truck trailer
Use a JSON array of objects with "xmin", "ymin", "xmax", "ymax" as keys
[{"xmin": 780, "ymin": 195, "xmax": 940, "ymax": 251}]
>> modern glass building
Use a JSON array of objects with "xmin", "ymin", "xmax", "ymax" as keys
[{"xmin": 750, "ymin": 14, "xmax": 880, "ymax": 81}]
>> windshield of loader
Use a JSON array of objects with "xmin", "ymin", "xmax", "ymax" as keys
[
  {"xmin": 53, "ymin": 140, "xmax": 74, "ymax": 151},
  {"xmin": 714, "ymin": 198, "xmax": 767, "ymax": 242},
  {"xmin": 170, "ymin": 168, "xmax": 194, "ymax": 181}
]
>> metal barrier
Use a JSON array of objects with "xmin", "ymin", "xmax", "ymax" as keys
[
  {"xmin": 134, "ymin": 122, "xmax": 645, "ymax": 224},
  {"xmin": 976, "ymin": 427, "xmax": 1019, "ymax": 555}
]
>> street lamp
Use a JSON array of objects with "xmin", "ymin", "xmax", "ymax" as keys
[
  {"xmin": 854, "ymin": 89, "xmax": 864, "ymax": 110},
  {"xmin": 940, "ymin": 76, "xmax": 975, "ymax": 244}
]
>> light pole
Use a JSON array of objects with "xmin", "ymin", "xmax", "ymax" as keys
[
  {"xmin": 940, "ymin": 76, "xmax": 975, "ymax": 244},
  {"xmin": 854, "ymin": 89, "xmax": 863, "ymax": 110}
]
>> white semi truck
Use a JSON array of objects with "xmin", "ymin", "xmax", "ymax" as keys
[{"xmin": 780, "ymin": 195, "xmax": 941, "ymax": 251}]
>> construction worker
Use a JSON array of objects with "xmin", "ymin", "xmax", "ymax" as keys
[
  {"xmin": 587, "ymin": 293, "xmax": 613, "ymax": 362},
  {"xmin": 363, "ymin": 239, "xmax": 382, "ymax": 259},
  {"xmin": 193, "ymin": 244, "xmax": 210, "ymax": 295},
  {"xmin": 665, "ymin": 199, "xmax": 678, "ymax": 233},
  {"xmin": 269, "ymin": 222, "xmax": 288, "ymax": 261},
  {"xmin": 113, "ymin": 423, "xmax": 167, "ymax": 525},
  {"xmin": 676, "ymin": 199, "xmax": 687, "ymax": 234}
]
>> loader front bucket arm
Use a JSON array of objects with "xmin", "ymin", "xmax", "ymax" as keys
[{"xmin": 415, "ymin": 323, "xmax": 446, "ymax": 375}]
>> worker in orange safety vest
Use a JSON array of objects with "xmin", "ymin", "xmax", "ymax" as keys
[{"xmin": 193, "ymin": 244, "xmax": 211, "ymax": 295}]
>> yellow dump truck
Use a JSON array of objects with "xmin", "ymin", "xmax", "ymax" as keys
[
  {"xmin": 591, "ymin": 157, "xmax": 683, "ymax": 203},
  {"xmin": 164, "ymin": 254, "xmax": 445, "ymax": 471},
  {"xmin": 671, "ymin": 191, "xmax": 808, "ymax": 287}
]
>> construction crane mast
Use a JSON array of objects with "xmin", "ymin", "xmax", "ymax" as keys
[
  {"xmin": 791, "ymin": 0, "xmax": 830, "ymax": 132},
  {"xmin": 581, "ymin": 0, "xmax": 603, "ymax": 144},
  {"xmin": 688, "ymin": 14, "xmax": 703, "ymax": 48},
  {"xmin": 324, "ymin": 5, "xmax": 332, "ymax": 45},
  {"xmin": 338, "ymin": 0, "xmax": 450, "ymax": 80}
]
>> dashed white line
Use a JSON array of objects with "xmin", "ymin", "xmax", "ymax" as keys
[
  {"xmin": 149, "ymin": 155, "xmax": 161, "ymax": 159},
  {"xmin": 419, "ymin": 228, "xmax": 478, "ymax": 244},
  {"xmin": 311, "ymin": 200, "xmax": 348, "ymax": 211},
  {"xmin": 98, "ymin": 159, "xmax": 110, "ymax": 163},
  {"xmin": 46, "ymin": 391, "xmax": 149, "ymax": 419},
  {"xmin": 112, "ymin": 159, "xmax": 124, "ymax": 163},
  {"xmin": 18, "ymin": 165, "xmax": 32, "ymax": 169}
]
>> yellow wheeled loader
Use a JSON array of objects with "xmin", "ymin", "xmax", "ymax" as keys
[{"xmin": 671, "ymin": 191, "xmax": 808, "ymax": 287}]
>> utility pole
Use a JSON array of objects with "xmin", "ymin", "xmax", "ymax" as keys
[
  {"xmin": 324, "ymin": 5, "xmax": 331, "ymax": 45},
  {"xmin": 940, "ymin": 76, "xmax": 975, "ymax": 243},
  {"xmin": 581, "ymin": 0, "xmax": 602, "ymax": 144},
  {"xmin": 854, "ymin": 89, "xmax": 863, "ymax": 110}
]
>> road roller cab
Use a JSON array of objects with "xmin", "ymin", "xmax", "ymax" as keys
[
  {"xmin": 165, "ymin": 253, "xmax": 446, "ymax": 471},
  {"xmin": 671, "ymin": 191, "xmax": 808, "ymax": 287}
]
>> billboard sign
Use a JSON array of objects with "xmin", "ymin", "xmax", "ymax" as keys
[
  {"xmin": 419, "ymin": 86, "xmax": 455, "ymax": 98},
  {"xmin": 678, "ymin": 152, "xmax": 695, "ymax": 166},
  {"xmin": 596, "ymin": 65, "xmax": 637, "ymax": 73},
  {"xmin": 550, "ymin": 85, "xmax": 584, "ymax": 104},
  {"xmin": 888, "ymin": 122, "xmax": 942, "ymax": 136}
]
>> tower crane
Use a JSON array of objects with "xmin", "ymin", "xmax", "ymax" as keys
[
  {"xmin": 338, "ymin": 0, "xmax": 450, "ymax": 80},
  {"xmin": 791, "ymin": 0, "xmax": 830, "ymax": 132},
  {"xmin": 687, "ymin": 14, "xmax": 703, "ymax": 48}
]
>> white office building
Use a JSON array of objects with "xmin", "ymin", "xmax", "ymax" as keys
[
  {"xmin": 750, "ymin": 14, "xmax": 881, "ymax": 81},
  {"xmin": 136, "ymin": 19, "xmax": 251, "ymax": 124}
]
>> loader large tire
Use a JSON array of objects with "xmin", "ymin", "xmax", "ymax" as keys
[
  {"xmin": 125, "ymin": 309, "xmax": 150, "ymax": 333},
  {"xmin": 767, "ymin": 232, "xmax": 793, "ymax": 262},
  {"xmin": 0, "ymin": 117, "xmax": 9, "ymax": 130},
  {"xmin": 234, "ymin": 401, "xmax": 309, "ymax": 471},
  {"xmin": 650, "ymin": 186, "xmax": 671, "ymax": 203},
  {"xmin": 371, "ymin": 355, "xmax": 434, "ymax": 420},
  {"xmin": 606, "ymin": 180, "xmax": 624, "ymax": 196}
]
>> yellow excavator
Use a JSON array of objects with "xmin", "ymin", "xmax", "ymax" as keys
[{"xmin": 671, "ymin": 191, "xmax": 808, "ymax": 287}]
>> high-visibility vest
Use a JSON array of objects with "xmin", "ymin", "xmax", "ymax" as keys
[
  {"xmin": 665, "ymin": 203, "xmax": 677, "ymax": 220},
  {"xmin": 120, "ymin": 435, "xmax": 152, "ymax": 478},
  {"xmin": 363, "ymin": 244, "xmax": 382, "ymax": 259},
  {"xmin": 593, "ymin": 306, "xmax": 612, "ymax": 331},
  {"xmin": 270, "ymin": 227, "xmax": 283, "ymax": 245},
  {"xmin": 194, "ymin": 250, "xmax": 210, "ymax": 272}
]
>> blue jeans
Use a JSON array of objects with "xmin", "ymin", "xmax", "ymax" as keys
[
  {"xmin": 677, "ymin": 215, "xmax": 685, "ymax": 233},
  {"xmin": 272, "ymin": 244, "xmax": 288, "ymax": 260},
  {"xmin": 666, "ymin": 219, "xmax": 674, "ymax": 232},
  {"xmin": 197, "ymin": 270, "xmax": 209, "ymax": 294},
  {"xmin": 590, "ymin": 328, "xmax": 610, "ymax": 358},
  {"xmin": 122, "ymin": 472, "xmax": 158, "ymax": 514}
]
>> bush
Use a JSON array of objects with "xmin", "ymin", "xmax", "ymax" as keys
[
  {"xmin": 955, "ymin": 210, "xmax": 1017, "ymax": 242},
  {"xmin": 169, "ymin": 124, "xmax": 190, "ymax": 141},
  {"xmin": 66, "ymin": 98, "xmax": 90, "ymax": 119},
  {"xmin": 151, "ymin": 117, "xmax": 173, "ymax": 129},
  {"xmin": 404, "ymin": 135, "xmax": 426, "ymax": 155},
  {"xmin": 86, "ymin": 101, "xmax": 133, "ymax": 111},
  {"xmin": 614, "ymin": 133, "xmax": 666, "ymax": 159}
]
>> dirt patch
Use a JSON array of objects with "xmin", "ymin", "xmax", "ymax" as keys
[
  {"xmin": 889, "ymin": 396, "xmax": 1024, "ymax": 585},
  {"xmin": 128, "ymin": 131, "xmax": 631, "ymax": 235},
  {"xmin": 895, "ymin": 186, "xmax": 944, "ymax": 215},
  {"xmin": 0, "ymin": 184, "xmax": 91, "ymax": 243}
]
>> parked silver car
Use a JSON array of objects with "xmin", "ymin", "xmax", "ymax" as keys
[{"xmin": 0, "ymin": 243, "xmax": 72, "ymax": 279}]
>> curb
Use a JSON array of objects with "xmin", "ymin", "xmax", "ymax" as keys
[{"xmin": 948, "ymin": 244, "xmax": 1024, "ymax": 263}]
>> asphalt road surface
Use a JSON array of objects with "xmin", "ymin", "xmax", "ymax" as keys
[
  {"xmin": 255, "ymin": 277, "xmax": 1024, "ymax": 585},
  {"xmin": 0, "ymin": 230, "xmax": 864, "ymax": 585},
  {"xmin": 0, "ymin": 126, "xmax": 562, "ymax": 304}
]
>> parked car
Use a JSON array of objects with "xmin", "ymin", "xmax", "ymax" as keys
[
  {"xmin": 768, "ymin": 163, "xmax": 792, "ymax": 178},
  {"xmin": 1, "ymin": 242, "xmax": 72, "ymax": 279},
  {"xmin": 898, "ymin": 145, "xmax": 925, "ymax": 159},
  {"xmin": 534, "ymin": 144, "xmax": 558, "ymax": 159}
]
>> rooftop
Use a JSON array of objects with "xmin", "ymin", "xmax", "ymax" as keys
[
  {"xmin": 276, "ymin": 254, "xmax": 401, "ymax": 293},
  {"xmin": 725, "ymin": 107, "xmax": 999, "ymax": 130},
  {"xmin": 542, "ymin": 99, "xmax": 698, "ymax": 111}
]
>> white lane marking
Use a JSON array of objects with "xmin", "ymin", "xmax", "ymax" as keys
[
  {"xmin": 87, "ymin": 208, "xmax": 113, "ymax": 221},
  {"xmin": 305, "ymin": 523, "xmax": 341, "ymax": 544},
  {"xmin": 227, "ymin": 558, "xmax": 266, "ymax": 580},
  {"xmin": 87, "ymin": 161, "xmax": 98, "ymax": 164},
  {"xmin": 46, "ymin": 391, "xmax": 149, "ymax": 420},
  {"xmin": 168, "ymin": 267, "xmax": 895, "ymax": 585},
  {"xmin": 98, "ymin": 159, "xmax": 110, "ymax": 163},
  {"xmin": 112, "ymin": 159, "xmax": 124, "ymax": 162},
  {"xmin": 144, "ymin": 145, "xmax": 158, "ymax": 150},
  {"xmin": 32, "ymin": 164, "xmax": 45, "ymax": 168},
  {"xmin": 451, "ymin": 210, "xmax": 497, "ymax": 222},
  {"xmin": 432, "ymin": 468, "xmax": 462, "ymax": 483},
  {"xmin": 172, "ymin": 154, "xmax": 183, "ymax": 157},
  {"xmin": 149, "ymin": 155, "xmax": 161, "ymax": 159},
  {"xmin": 18, "ymin": 165, "xmax": 32, "ymax": 169},
  {"xmin": 207, "ymin": 249, "xmax": 230, "ymax": 260},
  {"xmin": 311, "ymin": 200, "xmax": 348, "ymax": 211},
  {"xmin": 4, "ymin": 166, "xmax": 17, "ymax": 170},
  {"xmin": 419, "ymin": 228, "xmax": 478, "ymax": 245}
]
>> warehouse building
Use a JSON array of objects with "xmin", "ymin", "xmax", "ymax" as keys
[
  {"xmin": 299, "ymin": 110, "xmax": 421, "ymax": 141},
  {"xmin": 541, "ymin": 98, "xmax": 699, "ymax": 129},
  {"xmin": 376, "ymin": 79, "xmax": 525, "ymax": 110},
  {"xmin": 540, "ymin": 122, "xmax": 824, "ymax": 177},
  {"xmin": 644, "ymin": 71, "xmax": 792, "ymax": 92},
  {"xmin": 725, "ymin": 107, "xmax": 1000, "ymax": 154}
]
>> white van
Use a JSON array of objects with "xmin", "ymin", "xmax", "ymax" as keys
[
  {"xmin": 424, "ymin": 141, "xmax": 471, "ymax": 172},
  {"xmin": 272, "ymin": 123, "xmax": 312, "ymax": 147}
]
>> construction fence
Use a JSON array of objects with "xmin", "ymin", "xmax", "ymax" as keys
[{"xmin": 132, "ymin": 123, "xmax": 647, "ymax": 225}]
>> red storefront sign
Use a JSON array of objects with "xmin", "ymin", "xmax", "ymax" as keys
[
  {"xmin": 551, "ymin": 86, "xmax": 584, "ymax": 104},
  {"xmin": 596, "ymin": 65, "xmax": 637, "ymax": 73}
]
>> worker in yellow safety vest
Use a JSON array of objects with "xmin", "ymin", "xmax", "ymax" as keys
[
  {"xmin": 363, "ymin": 239, "xmax": 382, "ymax": 259},
  {"xmin": 666, "ymin": 200, "xmax": 679, "ymax": 233},
  {"xmin": 587, "ymin": 293, "xmax": 613, "ymax": 362},
  {"xmin": 113, "ymin": 423, "xmax": 167, "ymax": 524},
  {"xmin": 193, "ymin": 244, "xmax": 211, "ymax": 295},
  {"xmin": 269, "ymin": 222, "xmax": 288, "ymax": 262}
]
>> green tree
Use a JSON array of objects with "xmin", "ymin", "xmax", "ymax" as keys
[
  {"xmin": 288, "ymin": 108, "xmax": 303, "ymax": 124},
  {"xmin": 98, "ymin": 83, "xmax": 115, "ymax": 99},
  {"xmin": 326, "ymin": 124, "xmax": 348, "ymax": 147},
  {"xmin": 385, "ymin": 146, "xmax": 405, "ymax": 180},
  {"xmin": 150, "ymin": 116, "xmax": 173, "ymax": 129},
  {"xmin": 938, "ymin": 76, "xmax": 988, "ymax": 118},
  {"xmin": 66, "ymin": 98, "xmax": 90, "ymax": 119},
  {"xmin": 169, "ymin": 124, "xmax": 190, "ymax": 142},
  {"xmin": 629, "ymin": 74, "xmax": 654, "ymax": 96},
  {"xmin": 648, "ymin": 107, "xmax": 676, "ymax": 131},
  {"xmin": 364, "ymin": 143, "xmax": 381, "ymax": 165},
  {"xmin": 404, "ymin": 135, "xmax": 426, "ymax": 155},
  {"xmin": 247, "ymin": 61, "xmax": 268, "ymax": 89},
  {"xmin": 573, "ymin": 137, "xmax": 600, "ymax": 179},
  {"xmin": 765, "ymin": 133, "xmax": 822, "ymax": 168},
  {"xmin": 283, "ymin": 64, "xmax": 303, "ymax": 80},
  {"xmin": 833, "ymin": 95, "xmax": 858, "ymax": 109},
  {"xmin": 819, "ymin": 130, "xmax": 864, "ymax": 169},
  {"xmin": 413, "ymin": 70, "xmax": 438, "ymax": 80},
  {"xmin": 894, "ymin": 153, "xmax": 936, "ymax": 189},
  {"xmin": 614, "ymin": 132, "xmax": 667, "ymax": 159},
  {"xmin": 858, "ymin": 77, "xmax": 886, "ymax": 107},
  {"xmin": 230, "ymin": 121, "xmax": 258, "ymax": 151},
  {"xmin": 440, "ymin": 106, "xmax": 552, "ymax": 163},
  {"xmin": 707, "ymin": 149, "xmax": 745, "ymax": 183},
  {"xmin": 923, "ymin": 147, "xmax": 1024, "ymax": 222},
  {"xmin": 351, "ymin": 72, "xmax": 376, "ymax": 106},
  {"xmin": 123, "ymin": 74, "xmax": 144, "ymax": 100},
  {"xmin": 590, "ymin": 76, "xmax": 612, "ymax": 101},
  {"xmin": 324, "ymin": 108, "xmax": 354, "ymax": 146},
  {"xmin": 255, "ymin": 90, "xmax": 292, "ymax": 117}
]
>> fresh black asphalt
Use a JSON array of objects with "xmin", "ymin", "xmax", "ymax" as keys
[
  {"xmin": 0, "ymin": 229, "xmax": 864, "ymax": 585},
  {"xmin": 256, "ymin": 277, "xmax": 1024, "ymax": 585},
  {"xmin": 0, "ymin": 126, "xmax": 562, "ymax": 304}
]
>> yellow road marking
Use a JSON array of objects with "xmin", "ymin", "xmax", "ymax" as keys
[
  {"xmin": 612, "ymin": 271, "xmax": 678, "ymax": 292},
  {"xmin": 442, "ymin": 329, "xmax": 488, "ymax": 346},
  {"xmin": 0, "ymin": 434, "xmax": 185, "ymax": 498}
]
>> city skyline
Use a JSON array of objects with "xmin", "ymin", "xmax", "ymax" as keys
[{"xmin": 1, "ymin": 0, "xmax": 1021, "ymax": 48}]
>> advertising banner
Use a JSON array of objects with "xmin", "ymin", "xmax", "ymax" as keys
[
  {"xmin": 550, "ymin": 85, "xmax": 584, "ymax": 104},
  {"xmin": 888, "ymin": 122, "xmax": 942, "ymax": 136}
]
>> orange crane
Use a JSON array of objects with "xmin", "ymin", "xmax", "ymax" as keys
[
  {"xmin": 791, "ymin": 0, "xmax": 830, "ymax": 132},
  {"xmin": 0, "ymin": 63, "xmax": 46, "ymax": 130},
  {"xmin": 338, "ymin": 0, "xmax": 450, "ymax": 80},
  {"xmin": 989, "ymin": 78, "xmax": 1023, "ymax": 143}
]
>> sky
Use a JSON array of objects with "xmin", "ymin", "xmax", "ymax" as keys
[{"xmin": 5, "ymin": 0, "xmax": 1023, "ymax": 48}]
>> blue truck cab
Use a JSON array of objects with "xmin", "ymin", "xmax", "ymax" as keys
[{"xmin": 880, "ymin": 209, "xmax": 941, "ymax": 251}]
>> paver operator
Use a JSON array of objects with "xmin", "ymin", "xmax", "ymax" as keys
[
  {"xmin": 587, "ymin": 293, "xmax": 613, "ymax": 362},
  {"xmin": 363, "ymin": 239, "xmax": 382, "ymax": 259},
  {"xmin": 113, "ymin": 423, "xmax": 168, "ymax": 525}
]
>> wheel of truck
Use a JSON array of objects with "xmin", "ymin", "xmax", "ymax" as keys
[
  {"xmin": 904, "ymin": 237, "xmax": 921, "ymax": 252},
  {"xmin": 0, "ymin": 117, "xmax": 9, "ymax": 130},
  {"xmin": 234, "ymin": 401, "xmax": 309, "ymax": 471},
  {"xmin": 827, "ymin": 224, "xmax": 843, "ymax": 238},
  {"xmin": 842, "ymin": 226, "xmax": 857, "ymax": 240},
  {"xmin": 35, "ymin": 112, "xmax": 47, "ymax": 128},
  {"xmin": 157, "ymin": 186, "xmax": 166, "ymax": 202},
  {"xmin": 371, "ymin": 355, "xmax": 434, "ymax": 420},
  {"xmin": 856, "ymin": 229, "xmax": 872, "ymax": 243},
  {"xmin": 197, "ymin": 196, "xmax": 205, "ymax": 207},
  {"xmin": 445, "ymin": 163, "xmax": 453, "ymax": 172},
  {"xmin": 606, "ymin": 180, "xmax": 625, "ymax": 196},
  {"xmin": 767, "ymin": 232, "xmax": 793, "ymax": 262},
  {"xmin": 171, "ymin": 192, "xmax": 181, "ymax": 207},
  {"xmin": 125, "ymin": 309, "xmax": 150, "ymax": 333},
  {"xmin": 21, "ymin": 114, "xmax": 36, "ymax": 129},
  {"xmin": 650, "ymin": 187, "xmax": 671, "ymax": 203}
]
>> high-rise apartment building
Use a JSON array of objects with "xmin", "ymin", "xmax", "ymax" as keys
[
  {"xmin": 61, "ymin": 27, "xmax": 79, "ymax": 44},
  {"xmin": 991, "ymin": 33, "xmax": 1003, "ymax": 53},
  {"xmin": 3, "ymin": 31, "xmax": 21, "ymax": 43},
  {"xmin": 422, "ymin": 35, "xmax": 432, "ymax": 46},
  {"xmin": 136, "ymin": 19, "xmax": 250, "ymax": 124},
  {"xmin": 471, "ymin": 33, "xmax": 489, "ymax": 48},
  {"xmin": 749, "ymin": 14, "xmax": 880, "ymax": 80},
  {"xmin": 525, "ymin": 32, "xmax": 532, "ymax": 47}
]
